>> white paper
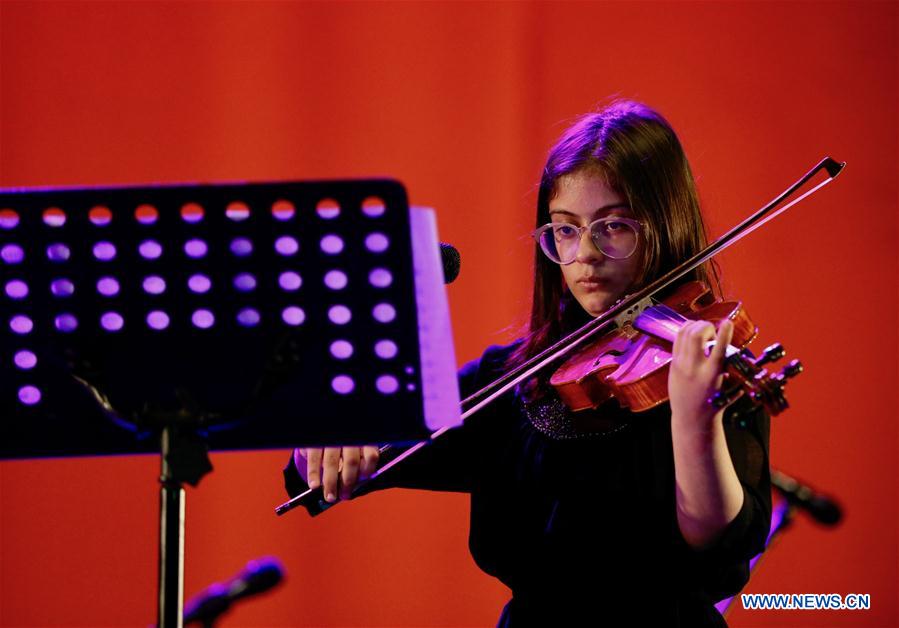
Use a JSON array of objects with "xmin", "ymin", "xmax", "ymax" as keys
[{"xmin": 409, "ymin": 206, "xmax": 462, "ymax": 431}]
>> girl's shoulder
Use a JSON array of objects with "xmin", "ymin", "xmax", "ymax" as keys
[{"xmin": 458, "ymin": 340, "xmax": 524, "ymax": 391}]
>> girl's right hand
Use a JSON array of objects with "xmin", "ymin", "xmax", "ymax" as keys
[{"xmin": 293, "ymin": 446, "xmax": 380, "ymax": 503}]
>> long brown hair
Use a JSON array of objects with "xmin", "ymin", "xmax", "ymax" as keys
[{"xmin": 510, "ymin": 100, "xmax": 718, "ymax": 375}]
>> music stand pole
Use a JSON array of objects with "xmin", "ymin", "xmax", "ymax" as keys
[
  {"xmin": 159, "ymin": 426, "xmax": 185, "ymax": 627},
  {"xmin": 156, "ymin": 423, "xmax": 213, "ymax": 627}
]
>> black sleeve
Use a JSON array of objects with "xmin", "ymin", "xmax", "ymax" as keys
[
  {"xmin": 684, "ymin": 404, "xmax": 773, "ymax": 599},
  {"xmin": 282, "ymin": 344, "xmax": 513, "ymax": 498}
]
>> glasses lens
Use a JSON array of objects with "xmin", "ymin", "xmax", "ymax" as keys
[
  {"xmin": 590, "ymin": 219, "xmax": 638, "ymax": 259},
  {"xmin": 537, "ymin": 224, "xmax": 580, "ymax": 264}
]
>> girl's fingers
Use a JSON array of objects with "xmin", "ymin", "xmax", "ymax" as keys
[
  {"xmin": 339, "ymin": 447, "xmax": 361, "ymax": 500},
  {"xmin": 322, "ymin": 447, "xmax": 342, "ymax": 502},
  {"xmin": 710, "ymin": 319, "xmax": 734, "ymax": 367},
  {"xmin": 305, "ymin": 448, "xmax": 323, "ymax": 489}
]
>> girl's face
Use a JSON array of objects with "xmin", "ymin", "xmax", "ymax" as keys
[{"xmin": 549, "ymin": 170, "xmax": 643, "ymax": 316}]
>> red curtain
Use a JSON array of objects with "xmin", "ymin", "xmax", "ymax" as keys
[{"xmin": 1, "ymin": 2, "xmax": 896, "ymax": 626}]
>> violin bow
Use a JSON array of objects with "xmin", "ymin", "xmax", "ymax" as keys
[{"xmin": 276, "ymin": 156, "xmax": 845, "ymax": 516}]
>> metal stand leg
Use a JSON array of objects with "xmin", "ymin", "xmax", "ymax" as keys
[{"xmin": 158, "ymin": 427, "xmax": 186, "ymax": 628}]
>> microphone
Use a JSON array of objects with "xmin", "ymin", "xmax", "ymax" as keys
[
  {"xmin": 771, "ymin": 470, "xmax": 843, "ymax": 526},
  {"xmin": 183, "ymin": 557, "xmax": 285, "ymax": 626},
  {"xmin": 440, "ymin": 242, "xmax": 461, "ymax": 284}
]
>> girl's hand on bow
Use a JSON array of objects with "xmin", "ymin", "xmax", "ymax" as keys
[{"xmin": 293, "ymin": 446, "xmax": 380, "ymax": 503}]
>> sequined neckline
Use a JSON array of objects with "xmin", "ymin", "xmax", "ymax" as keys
[{"xmin": 522, "ymin": 392, "xmax": 631, "ymax": 441}]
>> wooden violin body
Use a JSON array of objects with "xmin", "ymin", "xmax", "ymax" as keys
[{"xmin": 550, "ymin": 282, "xmax": 798, "ymax": 415}]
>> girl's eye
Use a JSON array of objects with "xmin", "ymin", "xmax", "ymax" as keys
[{"xmin": 553, "ymin": 225, "xmax": 578, "ymax": 238}]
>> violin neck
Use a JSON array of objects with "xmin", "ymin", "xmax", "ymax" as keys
[
  {"xmin": 633, "ymin": 303, "xmax": 738, "ymax": 357},
  {"xmin": 632, "ymin": 303, "xmax": 688, "ymax": 344}
]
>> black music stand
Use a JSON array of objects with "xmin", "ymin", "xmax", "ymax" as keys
[{"xmin": 0, "ymin": 179, "xmax": 461, "ymax": 627}]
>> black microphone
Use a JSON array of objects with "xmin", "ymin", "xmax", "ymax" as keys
[
  {"xmin": 440, "ymin": 242, "xmax": 461, "ymax": 284},
  {"xmin": 183, "ymin": 557, "xmax": 285, "ymax": 626},
  {"xmin": 771, "ymin": 470, "xmax": 843, "ymax": 526}
]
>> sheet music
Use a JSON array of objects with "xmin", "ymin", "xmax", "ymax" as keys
[{"xmin": 409, "ymin": 206, "xmax": 462, "ymax": 431}]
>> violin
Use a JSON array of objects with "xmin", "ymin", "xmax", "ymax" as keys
[
  {"xmin": 275, "ymin": 156, "xmax": 845, "ymax": 517},
  {"xmin": 550, "ymin": 280, "xmax": 801, "ymax": 417}
]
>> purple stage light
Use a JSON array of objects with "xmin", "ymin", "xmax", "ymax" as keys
[
  {"xmin": 369, "ymin": 268, "xmax": 393, "ymax": 288},
  {"xmin": 89, "ymin": 206, "xmax": 112, "ymax": 226},
  {"xmin": 93, "ymin": 241, "xmax": 116, "ymax": 261},
  {"xmin": 330, "ymin": 340, "xmax": 353, "ymax": 360},
  {"xmin": 233, "ymin": 273, "xmax": 256, "ymax": 292},
  {"xmin": 139, "ymin": 240, "xmax": 162, "ymax": 259},
  {"xmin": 281, "ymin": 306, "xmax": 305, "ymax": 326},
  {"xmin": 328, "ymin": 305, "xmax": 351, "ymax": 325},
  {"xmin": 54, "ymin": 313, "xmax": 78, "ymax": 332},
  {"xmin": 18, "ymin": 385, "xmax": 42, "ymax": 405},
  {"xmin": 184, "ymin": 239, "xmax": 208, "ymax": 258},
  {"xmin": 97, "ymin": 276, "xmax": 120, "ymax": 296},
  {"xmin": 374, "ymin": 339, "xmax": 398, "ymax": 359},
  {"xmin": 10, "ymin": 315, "xmax": 33, "ymax": 334},
  {"xmin": 324, "ymin": 270, "xmax": 348, "ymax": 290},
  {"xmin": 181, "ymin": 202, "xmax": 204, "ymax": 223},
  {"xmin": 275, "ymin": 236, "xmax": 299, "ymax": 256},
  {"xmin": 47, "ymin": 243, "xmax": 71, "ymax": 262},
  {"xmin": 372, "ymin": 303, "xmax": 396, "ymax": 323},
  {"xmin": 143, "ymin": 275, "xmax": 166, "ymax": 295},
  {"xmin": 226, "ymin": 201, "xmax": 250, "ymax": 221},
  {"xmin": 365, "ymin": 233, "xmax": 389, "ymax": 253},
  {"xmin": 230, "ymin": 237, "xmax": 253, "ymax": 257},
  {"xmin": 5, "ymin": 280, "xmax": 28, "ymax": 299},
  {"xmin": 14, "ymin": 350, "xmax": 37, "ymax": 370},
  {"xmin": 316, "ymin": 199, "xmax": 340, "ymax": 219},
  {"xmin": 100, "ymin": 312, "xmax": 124, "ymax": 332},
  {"xmin": 331, "ymin": 375, "xmax": 354, "ymax": 395},
  {"xmin": 272, "ymin": 199, "xmax": 295, "ymax": 221},
  {"xmin": 192, "ymin": 309, "xmax": 214, "ymax": 329},
  {"xmin": 278, "ymin": 271, "xmax": 302, "ymax": 291},
  {"xmin": 237, "ymin": 308, "xmax": 261, "ymax": 327},
  {"xmin": 320, "ymin": 235, "xmax": 344, "ymax": 255},
  {"xmin": 135, "ymin": 204, "xmax": 159, "ymax": 225},
  {"xmin": 361, "ymin": 197, "xmax": 386, "ymax": 217},
  {"xmin": 405, "ymin": 366, "xmax": 415, "ymax": 375},
  {"xmin": 50, "ymin": 278, "xmax": 75, "ymax": 297},
  {"xmin": 0, "ymin": 209, "xmax": 20, "ymax": 229},
  {"xmin": 43, "ymin": 208, "xmax": 66, "ymax": 227},
  {"xmin": 147, "ymin": 310, "xmax": 170, "ymax": 330},
  {"xmin": 188, "ymin": 274, "xmax": 211, "ymax": 293},
  {"xmin": 2, "ymin": 244, "xmax": 25, "ymax": 264},
  {"xmin": 376, "ymin": 375, "xmax": 399, "ymax": 395}
]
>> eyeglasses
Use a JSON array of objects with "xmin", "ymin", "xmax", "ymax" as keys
[{"xmin": 532, "ymin": 216, "xmax": 643, "ymax": 265}]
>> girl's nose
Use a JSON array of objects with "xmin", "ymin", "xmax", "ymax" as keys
[{"xmin": 574, "ymin": 227, "xmax": 604, "ymax": 264}]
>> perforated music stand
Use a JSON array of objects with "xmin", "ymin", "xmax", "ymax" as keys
[{"xmin": 0, "ymin": 179, "xmax": 461, "ymax": 627}]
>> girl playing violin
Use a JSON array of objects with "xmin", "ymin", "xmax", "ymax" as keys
[{"xmin": 285, "ymin": 100, "xmax": 771, "ymax": 626}]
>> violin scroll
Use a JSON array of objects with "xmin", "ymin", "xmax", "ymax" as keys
[{"xmin": 710, "ymin": 344, "xmax": 803, "ymax": 417}]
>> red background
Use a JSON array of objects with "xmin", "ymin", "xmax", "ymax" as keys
[{"xmin": 1, "ymin": 2, "xmax": 896, "ymax": 626}]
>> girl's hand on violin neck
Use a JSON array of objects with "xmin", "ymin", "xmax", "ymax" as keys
[
  {"xmin": 294, "ymin": 446, "xmax": 379, "ymax": 503},
  {"xmin": 668, "ymin": 318, "xmax": 736, "ymax": 435}
]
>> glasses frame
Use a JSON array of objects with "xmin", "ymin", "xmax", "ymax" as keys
[{"xmin": 532, "ymin": 216, "xmax": 644, "ymax": 265}]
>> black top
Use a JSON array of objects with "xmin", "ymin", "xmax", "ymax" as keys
[{"xmin": 284, "ymin": 342, "xmax": 772, "ymax": 626}]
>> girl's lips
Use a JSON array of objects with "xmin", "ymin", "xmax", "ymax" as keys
[{"xmin": 577, "ymin": 278, "xmax": 610, "ymax": 290}]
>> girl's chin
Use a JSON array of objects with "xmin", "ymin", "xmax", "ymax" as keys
[{"xmin": 574, "ymin": 293, "xmax": 616, "ymax": 317}]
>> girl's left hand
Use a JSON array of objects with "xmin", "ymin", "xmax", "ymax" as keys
[{"xmin": 668, "ymin": 318, "xmax": 735, "ymax": 432}]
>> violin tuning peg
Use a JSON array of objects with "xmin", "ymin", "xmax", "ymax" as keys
[
  {"xmin": 710, "ymin": 385, "xmax": 743, "ymax": 409},
  {"xmin": 710, "ymin": 391, "xmax": 728, "ymax": 408},
  {"xmin": 780, "ymin": 359, "xmax": 803, "ymax": 380},
  {"xmin": 756, "ymin": 343, "xmax": 785, "ymax": 367}
]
